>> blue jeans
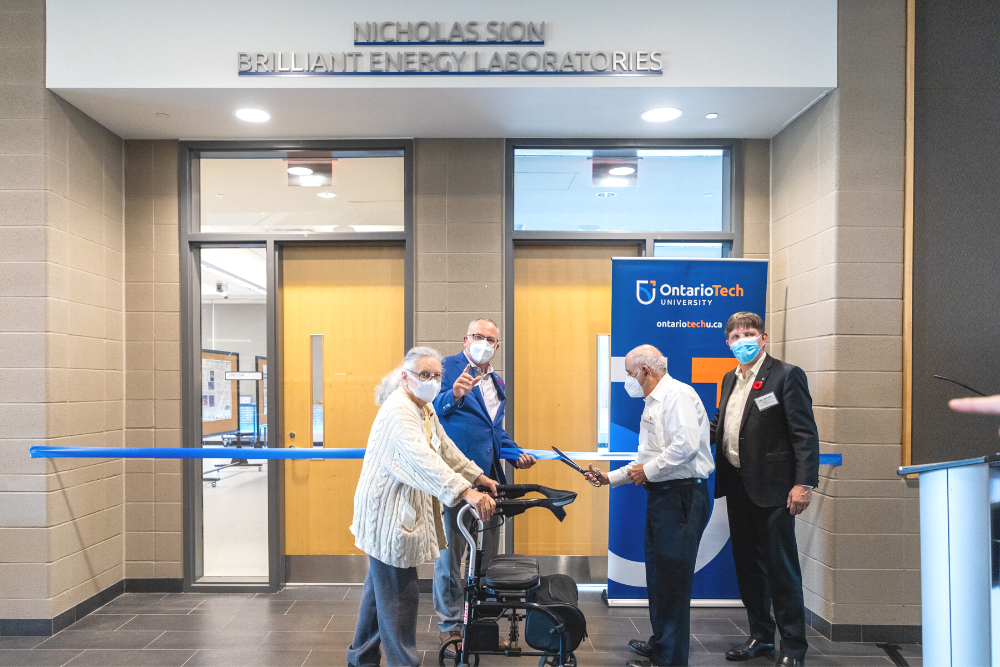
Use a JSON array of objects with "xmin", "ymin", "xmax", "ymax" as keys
[
  {"xmin": 433, "ymin": 501, "xmax": 501, "ymax": 632},
  {"xmin": 347, "ymin": 556, "xmax": 421, "ymax": 667}
]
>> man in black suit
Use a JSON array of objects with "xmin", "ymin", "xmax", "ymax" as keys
[{"xmin": 712, "ymin": 312, "xmax": 819, "ymax": 667}]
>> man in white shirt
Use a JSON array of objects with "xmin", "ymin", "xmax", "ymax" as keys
[{"xmin": 587, "ymin": 344, "xmax": 714, "ymax": 667}]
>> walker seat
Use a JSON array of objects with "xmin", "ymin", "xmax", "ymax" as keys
[{"xmin": 485, "ymin": 555, "xmax": 540, "ymax": 592}]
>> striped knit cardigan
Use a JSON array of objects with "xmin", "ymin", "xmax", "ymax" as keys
[{"xmin": 351, "ymin": 386, "xmax": 483, "ymax": 569}]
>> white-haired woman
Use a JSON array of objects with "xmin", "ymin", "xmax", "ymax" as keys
[{"xmin": 347, "ymin": 347, "xmax": 497, "ymax": 667}]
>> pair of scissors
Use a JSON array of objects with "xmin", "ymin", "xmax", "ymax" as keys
[{"xmin": 551, "ymin": 446, "xmax": 602, "ymax": 488}]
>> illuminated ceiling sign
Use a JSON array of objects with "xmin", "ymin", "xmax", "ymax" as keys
[{"xmin": 238, "ymin": 21, "xmax": 663, "ymax": 76}]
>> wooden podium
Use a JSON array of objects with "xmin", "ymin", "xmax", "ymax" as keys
[{"xmin": 899, "ymin": 454, "xmax": 1000, "ymax": 666}]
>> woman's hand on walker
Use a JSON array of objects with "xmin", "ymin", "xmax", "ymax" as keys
[
  {"xmin": 474, "ymin": 474, "xmax": 500, "ymax": 496},
  {"xmin": 462, "ymin": 487, "xmax": 496, "ymax": 521}
]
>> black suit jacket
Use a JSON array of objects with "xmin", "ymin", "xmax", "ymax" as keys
[{"xmin": 710, "ymin": 354, "xmax": 819, "ymax": 507}]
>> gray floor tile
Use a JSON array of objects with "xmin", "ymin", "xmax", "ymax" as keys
[
  {"xmin": 62, "ymin": 649, "xmax": 195, "ymax": 666},
  {"xmin": 161, "ymin": 594, "xmax": 256, "ymax": 602},
  {"xmin": 574, "ymin": 651, "xmax": 641, "ymax": 666},
  {"xmin": 63, "ymin": 616, "xmax": 136, "ymax": 632},
  {"xmin": 265, "ymin": 587, "xmax": 349, "ymax": 602},
  {"xmin": 0, "ymin": 650, "xmax": 83, "ymax": 667},
  {"xmin": 285, "ymin": 602, "xmax": 347, "ymax": 617},
  {"xmin": 689, "ymin": 618, "xmax": 747, "ymax": 636},
  {"xmin": 806, "ymin": 637, "xmax": 894, "ymax": 657},
  {"xmin": 258, "ymin": 632, "xmax": 352, "ymax": 652},
  {"xmin": 0, "ymin": 639, "xmax": 47, "ymax": 650},
  {"xmin": 184, "ymin": 649, "xmax": 311, "ymax": 666},
  {"xmin": 690, "ymin": 606, "xmax": 747, "ymax": 619},
  {"xmin": 145, "ymin": 632, "xmax": 268, "ymax": 651},
  {"xmin": 36, "ymin": 632, "xmax": 164, "ymax": 651},
  {"xmin": 94, "ymin": 597, "xmax": 201, "ymax": 616},
  {"xmin": 806, "ymin": 657, "xmax": 894, "ymax": 666},
  {"xmin": 118, "ymin": 615, "xmax": 235, "ymax": 632},
  {"xmin": 301, "ymin": 650, "xmax": 351, "ymax": 666},
  {"xmin": 321, "ymin": 616, "xmax": 357, "ymax": 632},
  {"xmin": 631, "ymin": 616, "xmax": 653, "ymax": 636},
  {"xmin": 579, "ymin": 616, "xmax": 639, "ymax": 635},
  {"xmin": 224, "ymin": 614, "xmax": 333, "ymax": 633},
  {"xmin": 190, "ymin": 599, "xmax": 293, "ymax": 616}
]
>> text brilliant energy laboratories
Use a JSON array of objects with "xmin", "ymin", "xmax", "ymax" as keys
[{"xmin": 238, "ymin": 20, "xmax": 664, "ymax": 76}]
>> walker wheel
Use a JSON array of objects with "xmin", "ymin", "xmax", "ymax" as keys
[
  {"xmin": 538, "ymin": 653, "xmax": 576, "ymax": 667},
  {"xmin": 439, "ymin": 638, "xmax": 479, "ymax": 666}
]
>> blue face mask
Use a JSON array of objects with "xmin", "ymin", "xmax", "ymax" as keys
[{"xmin": 730, "ymin": 336, "xmax": 761, "ymax": 364}]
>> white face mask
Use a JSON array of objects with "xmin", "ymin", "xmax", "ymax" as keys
[
  {"xmin": 468, "ymin": 339, "xmax": 495, "ymax": 365},
  {"xmin": 624, "ymin": 370, "xmax": 646, "ymax": 398},
  {"xmin": 405, "ymin": 370, "xmax": 441, "ymax": 403}
]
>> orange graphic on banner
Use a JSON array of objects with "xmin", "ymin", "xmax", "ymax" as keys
[{"xmin": 691, "ymin": 357, "xmax": 739, "ymax": 408}]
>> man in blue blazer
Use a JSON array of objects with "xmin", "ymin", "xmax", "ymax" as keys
[{"xmin": 433, "ymin": 318, "xmax": 536, "ymax": 649}]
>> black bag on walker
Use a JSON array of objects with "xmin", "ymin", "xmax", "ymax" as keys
[{"xmin": 524, "ymin": 574, "xmax": 587, "ymax": 652}]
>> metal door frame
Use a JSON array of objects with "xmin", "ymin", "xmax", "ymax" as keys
[{"xmin": 179, "ymin": 141, "xmax": 414, "ymax": 593}]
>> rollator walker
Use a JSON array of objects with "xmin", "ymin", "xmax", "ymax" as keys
[{"xmin": 439, "ymin": 484, "xmax": 588, "ymax": 667}]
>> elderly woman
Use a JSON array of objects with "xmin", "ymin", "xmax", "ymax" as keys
[{"xmin": 347, "ymin": 347, "xmax": 498, "ymax": 667}]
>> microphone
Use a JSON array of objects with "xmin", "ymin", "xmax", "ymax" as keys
[{"xmin": 933, "ymin": 374, "xmax": 987, "ymax": 397}]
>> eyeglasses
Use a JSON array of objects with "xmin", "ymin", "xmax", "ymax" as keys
[
  {"xmin": 408, "ymin": 370, "xmax": 443, "ymax": 382},
  {"xmin": 469, "ymin": 333, "xmax": 499, "ymax": 345}
]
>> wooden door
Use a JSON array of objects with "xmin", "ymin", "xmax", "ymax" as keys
[
  {"xmin": 512, "ymin": 244, "xmax": 639, "ymax": 555},
  {"xmin": 281, "ymin": 245, "xmax": 404, "ymax": 555}
]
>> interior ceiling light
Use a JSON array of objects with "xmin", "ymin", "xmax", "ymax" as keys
[
  {"xmin": 235, "ymin": 108, "xmax": 270, "ymax": 122},
  {"xmin": 608, "ymin": 166, "xmax": 635, "ymax": 176},
  {"xmin": 596, "ymin": 191, "xmax": 617, "ymax": 198},
  {"xmin": 317, "ymin": 192, "xmax": 337, "ymax": 198},
  {"xmin": 299, "ymin": 175, "xmax": 325, "ymax": 187},
  {"xmin": 706, "ymin": 113, "xmax": 719, "ymax": 119},
  {"xmin": 641, "ymin": 107, "xmax": 682, "ymax": 122},
  {"xmin": 287, "ymin": 166, "xmax": 313, "ymax": 176},
  {"xmin": 214, "ymin": 194, "xmax": 224, "ymax": 198}
]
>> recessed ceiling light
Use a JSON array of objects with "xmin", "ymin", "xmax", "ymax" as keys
[
  {"xmin": 214, "ymin": 194, "xmax": 224, "ymax": 198},
  {"xmin": 641, "ymin": 107, "xmax": 682, "ymax": 122},
  {"xmin": 608, "ymin": 166, "xmax": 635, "ymax": 176},
  {"xmin": 705, "ymin": 113, "xmax": 719, "ymax": 119},
  {"xmin": 287, "ymin": 166, "xmax": 313, "ymax": 176},
  {"xmin": 235, "ymin": 108, "xmax": 270, "ymax": 123},
  {"xmin": 596, "ymin": 191, "xmax": 617, "ymax": 198},
  {"xmin": 317, "ymin": 192, "xmax": 337, "ymax": 199},
  {"xmin": 299, "ymin": 175, "xmax": 325, "ymax": 187}
]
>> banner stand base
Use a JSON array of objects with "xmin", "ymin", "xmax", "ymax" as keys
[{"xmin": 602, "ymin": 590, "xmax": 744, "ymax": 608}]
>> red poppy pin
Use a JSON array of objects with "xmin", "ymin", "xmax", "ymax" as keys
[{"xmin": 752, "ymin": 381, "xmax": 763, "ymax": 391}]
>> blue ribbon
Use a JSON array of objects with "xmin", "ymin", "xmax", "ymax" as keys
[{"xmin": 28, "ymin": 446, "xmax": 842, "ymax": 466}]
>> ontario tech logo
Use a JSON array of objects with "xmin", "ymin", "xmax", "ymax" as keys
[
  {"xmin": 636, "ymin": 280, "xmax": 657, "ymax": 305},
  {"xmin": 636, "ymin": 280, "xmax": 745, "ymax": 305}
]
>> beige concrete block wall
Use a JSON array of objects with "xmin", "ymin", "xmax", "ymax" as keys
[
  {"xmin": 0, "ymin": 0, "xmax": 125, "ymax": 621},
  {"xmin": 769, "ymin": 0, "xmax": 915, "ymax": 627},
  {"xmin": 414, "ymin": 139, "xmax": 506, "ymax": 373},
  {"xmin": 123, "ymin": 140, "xmax": 183, "ymax": 580}
]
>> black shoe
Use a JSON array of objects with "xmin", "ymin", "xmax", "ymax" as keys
[
  {"xmin": 725, "ymin": 638, "xmax": 775, "ymax": 662},
  {"xmin": 628, "ymin": 639, "xmax": 652, "ymax": 658},
  {"xmin": 776, "ymin": 657, "xmax": 804, "ymax": 667},
  {"xmin": 625, "ymin": 661, "xmax": 650, "ymax": 667}
]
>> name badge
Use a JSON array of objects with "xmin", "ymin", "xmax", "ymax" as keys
[
  {"xmin": 430, "ymin": 433, "xmax": 442, "ymax": 450},
  {"xmin": 640, "ymin": 414, "xmax": 656, "ymax": 430},
  {"xmin": 755, "ymin": 392, "xmax": 779, "ymax": 411}
]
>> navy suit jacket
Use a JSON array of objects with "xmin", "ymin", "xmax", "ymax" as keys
[{"xmin": 433, "ymin": 352, "xmax": 524, "ymax": 484}]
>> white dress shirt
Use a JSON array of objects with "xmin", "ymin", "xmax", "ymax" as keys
[
  {"xmin": 722, "ymin": 352, "xmax": 767, "ymax": 469},
  {"xmin": 608, "ymin": 374, "xmax": 715, "ymax": 487},
  {"xmin": 464, "ymin": 350, "xmax": 500, "ymax": 422}
]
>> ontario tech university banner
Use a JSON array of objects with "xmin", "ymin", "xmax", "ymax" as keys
[{"xmin": 607, "ymin": 258, "xmax": 768, "ymax": 603}]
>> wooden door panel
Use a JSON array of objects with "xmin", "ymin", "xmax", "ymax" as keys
[
  {"xmin": 513, "ymin": 244, "xmax": 639, "ymax": 555},
  {"xmin": 281, "ymin": 245, "xmax": 404, "ymax": 555}
]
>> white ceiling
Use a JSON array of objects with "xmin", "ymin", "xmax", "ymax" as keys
[{"xmin": 52, "ymin": 86, "xmax": 831, "ymax": 140}]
